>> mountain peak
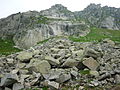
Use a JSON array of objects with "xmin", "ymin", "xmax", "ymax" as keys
[
  {"xmin": 85, "ymin": 3, "xmax": 101, "ymax": 10},
  {"xmin": 51, "ymin": 4, "xmax": 66, "ymax": 8},
  {"xmin": 40, "ymin": 4, "xmax": 74, "ymax": 19},
  {"xmin": 50, "ymin": 4, "xmax": 68, "ymax": 11}
]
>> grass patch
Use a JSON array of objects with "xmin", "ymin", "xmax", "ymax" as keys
[
  {"xmin": 37, "ymin": 37, "xmax": 54, "ymax": 44},
  {"xmin": 42, "ymin": 87, "xmax": 48, "ymax": 90},
  {"xmin": 0, "ymin": 38, "xmax": 21, "ymax": 56},
  {"xmin": 37, "ymin": 15, "xmax": 50, "ymax": 24},
  {"xmin": 79, "ymin": 70, "xmax": 90, "ymax": 75},
  {"xmin": 69, "ymin": 27, "xmax": 120, "ymax": 43},
  {"xmin": 37, "ymin": 36, "xmax": 67, "ymax": 44},
  {"xmin": 37, "ymin": 38, "xmax": 50, "ymax": 44}
]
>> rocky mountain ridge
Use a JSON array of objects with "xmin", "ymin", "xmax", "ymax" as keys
[
  {"xmin": 75, "ymin": 3, "xmax": 120, "ymax": 30},
  {"xmin": 0, "ymin": 4, "xmax": 89, "ymax": 49},
  {"xmin": 0, "ymin": 4, "xmax": 120, "ymax": 49}
]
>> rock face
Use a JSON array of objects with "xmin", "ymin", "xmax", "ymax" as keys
[
  {"xmin": 0, "ymin": 74, "xmax": 18, "ymax": 87},
  {"xmin": 13, "ymin": 20, "xmax": 89, "ymax": 49},
  {"xmin": 0, "ymin": 4, "xmax": 89, "ymax": 49},
  {"xmin": 75, "ymin": 4, "xmax": 120, "ymax": 30},
  {"xmin": 0, "ymin": 38, "xmax": 120, "ymax": 89}
]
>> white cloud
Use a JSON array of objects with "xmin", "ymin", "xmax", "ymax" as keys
[{"xmin": 0, "ymin": 0, "xmax": 120, "ymax": 18}]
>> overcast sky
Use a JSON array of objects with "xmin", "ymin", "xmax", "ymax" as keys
[{"xmin": 0, "ymin": 0, "xmax": 120, "ymax": 18}]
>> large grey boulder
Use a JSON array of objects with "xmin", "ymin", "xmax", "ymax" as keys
[
  {"xmin": 0, "ymin": 74, "xmax": 18, "ymax": 86},
  {"xmin": 4, "ymin": 87, "xmax": 11, "ymax": 90},
  {"xmin": 42, "ymin": 69, "xmax": 62, "ymax": 80},
  {"xmin": 12, "ymin": 83, "xmax": 24, "ymax": 90},
  {"xmin": 83, "ymin": 57, "xmax": 99, "ymax": 70},
  {"xmin": 28, "ymin": 59, "xmax": 51, "ymax": 74},
  {"xmin": 61, "ymin": 59, "xmax": 79, "ymax": 67},
  {"xmin": 48, "ymin": 81, "xmax": 59, "ymax": 89},
  {"xmin": 84, "ymin": 48, "xmax": 101, "ymax": 59},
  {"xmin": 45, "ymin": 56, "xmax": 60, "ymax": 66},
  {"xmin": 17, "ymin": 51, "xmax": 33, "ymax": 62},
  {"xmin": 115, "ymin": 74, "xmax": 120, "ymax": 84},
  {"xmin": 56, "ymin": 73, "xmax": 71, "ymax": 83}
]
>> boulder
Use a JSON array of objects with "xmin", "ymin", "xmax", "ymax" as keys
[
  {"xmin": 56, "ymin": 73, "xmax": 71, "ymax": 83},
  {"xmin": 115, "ymin": 74, "xmax": 120, "ymax": 84},
  {"xmin": 28, "ymin": 60, "xmax": 51, "ymax": 74},
  {"xmin": 50, "ymin": 48, "xmax": 60, "ymax": 53},
  {"xmin": 32, "ymin": 50, "xmax": 40, "ymax": 55},
  {"xmin": 83, "ymin": 57, "xmax": 99, "ymax": 70},
  {"xmin": 103, "ymin": 39, "xmax": 115, "ymax": 46},
  {"xmin": 42, "ymin": 69, "xmax": 62, "ymax": 80},
  {"xmin": 6, "ymin": 58, "xmax": 14, "ymax": 66},
  {"xmin": 90, "ymin": 80, "xmax": 99, "ymax": 86},
  {"xmin": 90, "ymin": 71, "xmax": 99, "ymax": 77},
  {"xmin": 5, "ymin": 87, "xmax": 11, "ymax": 90},
  {"xmin": 17, "ymin": 63, "xmax": 26, "ymax": 69},
  {"xmin": 72, "ymin": 50, "xmax": 84, "ymax": 58},
  {"xmin": 70, "ymin": 70, "xmax": 78, "ymax": 77},
  {"xmin": 61, "ymin": 59, "xmax": 79, "ymax": 67},
  {"xmin": 0, "ymin": 74, "xmax": 18, "ymax": 86},
  {"xmin": 12, "ymin": 83, "xmax": 24, "ymax": 90},
  {"xmin": 45, "ymin": 56, "xmax": 60, "ymax": 65},
  {"xmin": 17, "ymin": 51, "xmax": 33, "ymax": 62},
  {"xmin": 48, "ymin": 81, "xmax": 59, "ymax": 89},
  {"xmin": 84, "ymin": 48, "xmax": 101, "ymax": 59}
]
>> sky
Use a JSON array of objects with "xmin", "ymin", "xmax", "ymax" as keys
[{"xmin": 0, "ymin": 0, "xmax": 120, "ymax": 18}]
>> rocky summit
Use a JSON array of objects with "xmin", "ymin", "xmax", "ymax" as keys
[{"xmin": 0, "ymin": 37, "xmax": 120, "ymax": 90}]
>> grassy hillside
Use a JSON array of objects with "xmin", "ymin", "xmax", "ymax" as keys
[
  {"xmin": 69, "ymin": 27, "xmax": 120, "ymax": 43},
  {"xmin": 0, "ymin": 38, "xmax": 21, "ymax": 56}
]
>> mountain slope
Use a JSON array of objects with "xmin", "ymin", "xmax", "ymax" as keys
[
  {"xmin": 0, "ymin": 4, "xmax": 89, "ymax": 49},
  {"xmin": 0, "ymin": 4, "xmax": 120, "ymax": 49},
  {"xmin": 75, "ymin": 4, "xmax": 120, "ymax": 30}
]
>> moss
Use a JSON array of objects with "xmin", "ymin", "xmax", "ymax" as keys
[
  {"xmin": 79, "ymin": 70, "xmax": 90, "ymax": 75},
  {"xmin": 42, "ymin": 87, "xmax": 48, "ymax": 90},
  {"xmin": 0, "ymin": 38, "xmax": 21, "ymax": 56}
]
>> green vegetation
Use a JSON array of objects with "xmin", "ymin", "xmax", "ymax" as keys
[
  {"xmin": 37, "ymin": 36, "xmax": 67, "ymax": 44},
  {"xmin": 37, "ymin": 37, "xmax": 54, "ymax": 44},
  {"xmin": 79, "ymin": 70, "xmax": 90, "ymax": 75},
  {"xmin": 42, "ymin": 87, "xmax": 48, "ymax": 90},
  {"xmin": 69, "ymin": 27, "xmax": 120, "ymax": 43},
  {"xmin": 37, "ymin": 15, "xmax": 50, "ymax": 24},
  {"xmin": 35, "ymin": 15, "xmax": 62, "ymax": 24},
  {"xmin": 0, "ymin": 38, "xmax": 21, "ymax": 56},
  {"xmin": 21, "ymin": 87, "xmax": 48, "ymax": 90}
]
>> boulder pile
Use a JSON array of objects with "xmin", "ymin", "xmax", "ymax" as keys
[{"xmin": 0, "ymin": 38, "xmax": 120, "ymax": 90}]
